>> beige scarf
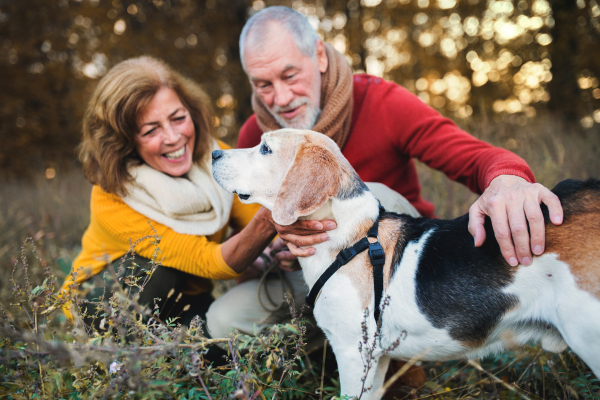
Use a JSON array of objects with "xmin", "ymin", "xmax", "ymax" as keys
[
  {"xmin": 122, "ymin": 139, "xmax": 233, "ymax": 236},
  {"xmin": 252, "ymin": 42, "xmax": 354, "ymax": 149}
]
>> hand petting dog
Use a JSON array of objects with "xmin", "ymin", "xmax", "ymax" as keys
[
  {"xmin": 469, "ymin": 175, "xmax": 564, "ymax": 267},
  {"xmin": 262, "ymin": 209, "xmax": 337, "ymax": 259}
]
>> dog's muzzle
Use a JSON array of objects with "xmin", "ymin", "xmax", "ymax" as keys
[{"xmin": 212, "ymin": 150, "xmax": 224, "ymax": 162}]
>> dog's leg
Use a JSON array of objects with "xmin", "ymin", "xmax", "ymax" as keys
[
  {"xmin": 370, "ymin": 355, "xmax": 391, "ymax": 400},
  {"xmin": 556, "ymin": 299, "xmax": 600, "ymax": 377},
  {"xmin": 330, "ymin": 342, "xmax": 389, "ymax": 400}
]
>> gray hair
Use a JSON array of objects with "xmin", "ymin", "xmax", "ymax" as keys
[{"xmin": 239, "ymin": 6, "xmax": 320, "ymax": 71}]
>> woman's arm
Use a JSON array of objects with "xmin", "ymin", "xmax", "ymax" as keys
[{"xmin": 220, "ymin": 207, "xmax": 278, "ymax": 273}]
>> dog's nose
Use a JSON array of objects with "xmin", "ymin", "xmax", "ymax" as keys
[{"xmin": 212, "ymin": 150, "xmax": 224, "ymax": 162}]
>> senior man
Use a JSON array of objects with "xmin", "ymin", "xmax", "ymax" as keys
[{"xmin": 206, "ymin": 6, "xmax": 563, "ymax": 342}]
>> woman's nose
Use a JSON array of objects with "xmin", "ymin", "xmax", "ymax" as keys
[{"xmin": 163, "ymin": 125, "xmax": 180, "ymax": 143}]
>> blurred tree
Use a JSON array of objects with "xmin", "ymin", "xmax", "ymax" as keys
[
  {"xmin": 0, "ymin": 0, "xmax": 598, "ymax": 176},
  {"xmin": 547, "ymin": 0, "xmax": 600, "ymax": 122}
]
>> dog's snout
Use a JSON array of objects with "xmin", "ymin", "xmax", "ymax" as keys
[{"xmin": 212, "ymin": 150, "xmax": 224, "ymax": 162}]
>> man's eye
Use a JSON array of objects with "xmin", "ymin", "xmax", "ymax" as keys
[{"xmin": 260, "ymin": 143, "xmax": 272, "ymax": 155}]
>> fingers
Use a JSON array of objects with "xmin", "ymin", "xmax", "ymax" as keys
[
  {"xmin": 471, "ymin": 177, "xmax": 565, "ymax": 267},
  {"xmin": 275, "ymin": 251, "xmax": 297, "ymax": 263},
  {"xmin": 486, "ymin": 200, "xmax": 519, "ymax": 267},
  {"xmin": 274, "ymin": 219, "xmax": 337, "ymax": 235},
  {"xmin": 523, "ymin": 192, "xmax": 545, "ymax": 256},
  {"xmin": 525, "ymin": 186, "xmax": 562, "ymax": 256},
  {"xmin": 506, "ymin": 202, "xmax": 532, "ymax": 266},
  {"xmin": 540, "ymin": 188, "xmax": 563, "ymax": 225},
  {"xmin": 269, "ymin": 237, "xmax": 288, "ymax": 252},
  {"xmin": 286, "ymin": 242, "xmax": 315, "ymax": 257},
  {"xmin": 279, "ymin": 232, "xmax": 329, "ymax": 248},
  {"xmin": 468, "ymin": 203, "xmax": 488, "ymax": 247},
  {"xmin": 278, "ymin": 257, "xmax": 301, "ymax": 272}
]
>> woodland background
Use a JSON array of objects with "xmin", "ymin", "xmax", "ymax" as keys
[
  {"xmin": 1, "ymin": 0, "xmax": 600, "ymax": 398},
  {"xmin": 1, "ymin": 0, "xmax": 599, "ymax": 175}
]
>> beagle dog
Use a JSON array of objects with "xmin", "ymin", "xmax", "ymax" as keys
[{"xmin": 212, "ymin": 129, "xmax": 600, "ymax": 399}]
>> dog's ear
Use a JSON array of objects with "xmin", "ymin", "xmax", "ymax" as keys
[{"xmin": 272, "ymin": 142, "xmax": 340, "ymax": 225}]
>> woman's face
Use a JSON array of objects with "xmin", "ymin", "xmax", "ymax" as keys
[{"xmin": 134, "ymin": 87, "xmax": 196, "ymax": 177}]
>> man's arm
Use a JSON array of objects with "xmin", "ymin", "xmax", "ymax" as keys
[
  {"xmin": 237, "ymin": 115, "xmax": 264, "ymax": 149},
  {"xmin": 381, "ymin": 84, "xmax": 563, "ymax": 266}
]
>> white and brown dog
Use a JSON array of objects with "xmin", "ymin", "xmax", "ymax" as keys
[{"xmin": 212, "ymin": 129, "xmax": 600, "ymax": 399}]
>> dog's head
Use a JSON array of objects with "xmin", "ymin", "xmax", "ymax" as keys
[{"xmin": 212, "ymin": 129, "xmax": 359, "ymax": 225}]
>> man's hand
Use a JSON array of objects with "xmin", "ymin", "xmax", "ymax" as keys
[
  {"xmin": 263, "ymin": 209, "xmax": 337, "ymax": 258},
  {"xmin": 468, "ymin": 175, "xmax": 563, "ymax": 266}
]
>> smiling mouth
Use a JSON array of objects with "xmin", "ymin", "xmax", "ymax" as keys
[
  {"xmin": 163, "ymin": 145, "xmax": 186, "ymax": 160},
  {"xmin": 279, "ymin": 105, "xmax": 304, "ymax": 119}
]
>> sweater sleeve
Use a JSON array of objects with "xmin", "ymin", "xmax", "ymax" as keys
[
  {"xmin": 237, "ymin": 115, "xmax": 264, "ymax": 149},
  {"xmin": 94, "ymin": 188, "xmax": 241, "ymax": 280},
  {"xmin": 381, "ymin": 84, "xmax": 535, "ymax": 193},
  {"xmin": 229, "ymin": 196, "xmax": 262, "ymax": 232}
]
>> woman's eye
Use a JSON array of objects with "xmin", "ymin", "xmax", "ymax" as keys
[
  {"xmin": 142, "ymin": 128, "xmax": 156, "ymax": 136},
  {"xmin": 260, "ymin": 143, "xmax": 272, "ymax": 155},
  {"xmin": 174, "ymin": 116, "xmax": 185, "ymax": 122}
]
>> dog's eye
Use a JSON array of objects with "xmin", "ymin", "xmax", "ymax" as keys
[{"xmin": 260, "ymin": 143, "xmax": 272, "ymax": 155}]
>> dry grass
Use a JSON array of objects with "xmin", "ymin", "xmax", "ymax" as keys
[
  {"xmin": 417, "ymin": 117, "xmax": 600, "ymax": 219},
  {"xmin": 1, "ymin": 118, "xmax": 599, "ymax": 399}
]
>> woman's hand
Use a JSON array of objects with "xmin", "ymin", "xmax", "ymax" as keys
[
  {"xmin": 236, "ymin": 238, "xmax": 300, "ymax": 283},
  {"xmin": 270, "ymin": 237, "xmax": 301, "ymax": 272},
  {"xmin": 262, "ymin": 209, "xmax": 337, "ymax": 258}
]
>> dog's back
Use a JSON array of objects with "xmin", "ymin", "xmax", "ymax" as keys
[
  {"xmin": 379, "ymin": 179, "xmax": 600, "ymax": 372},
  {"xmin": 544, "ymin": 179, "xmax": 600, "ymax": 299}
]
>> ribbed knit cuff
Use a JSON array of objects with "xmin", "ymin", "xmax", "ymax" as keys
[
  {"xmin": 213, "ymin": 244, "xmax": 243, "ymax": 279},
  {"xmin": 484, "ymin": 166, "xmax": 536, "ymax": 189}
]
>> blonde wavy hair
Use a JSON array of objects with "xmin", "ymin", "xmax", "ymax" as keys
[{"xmin": 79, "ymin": 56, "xmax": 214, "ymax": 195}]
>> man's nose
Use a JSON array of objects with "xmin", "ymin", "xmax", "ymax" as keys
[
  {"xmin": 212, "ymin": 150, "xmax": 224, "ymax": 162},
  {"xmin": 273, "ymin": 82, "xmax": 294, "ymax": 108}
]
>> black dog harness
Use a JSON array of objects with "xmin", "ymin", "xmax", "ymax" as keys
[{"xmin": 305, "ymin": 205, "xmax": 386, "ymax": 323}]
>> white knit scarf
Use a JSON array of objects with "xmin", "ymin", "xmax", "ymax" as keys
[{"xmin": 121, "ymin": 139, "xmax": 233, "ymax": 236}]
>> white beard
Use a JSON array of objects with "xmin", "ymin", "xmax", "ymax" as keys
[{"xmin": 268, "ymin": 96, "xmax": 322, "ymax": 130}]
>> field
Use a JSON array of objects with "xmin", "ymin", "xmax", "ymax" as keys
[{"xmin": 1, "ymin": 118, "xmax": 599, "ymax": 399}]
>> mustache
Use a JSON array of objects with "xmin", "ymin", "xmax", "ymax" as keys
[{"xmin": 270, "ymin": 97, "xmax": 310, "ymax": 114}]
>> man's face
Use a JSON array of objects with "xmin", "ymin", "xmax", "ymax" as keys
[{"xmin": 243, "ymin": 24, "xmax": 328, "ymax": 129}]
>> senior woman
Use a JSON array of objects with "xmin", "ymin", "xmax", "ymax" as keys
[{"xmin": 61, "ymin": 56, "xmax": 285, "ymax": 329}]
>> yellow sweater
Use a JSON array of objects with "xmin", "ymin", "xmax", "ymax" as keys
[{"xmin": 62, "ymin": 144, "xmax": 261, "ymax": 299}]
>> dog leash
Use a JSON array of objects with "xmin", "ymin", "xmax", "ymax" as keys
[
  {"xmin": 255, "ymin": 250, "xmax": 294, "ymax": 314},
  {"xmin": 305, "ymin": 205, "xmax": 386, "ymax": 323}
]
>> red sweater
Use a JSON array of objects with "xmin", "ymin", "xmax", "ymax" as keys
[{"xmin": 238, "ymin": 74, "xmax": 535, "ymax": 218}]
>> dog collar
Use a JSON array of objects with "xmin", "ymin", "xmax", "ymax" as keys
[{"xmin": 305, "ymin": 205, "xmax": 386, "ymax": 323}]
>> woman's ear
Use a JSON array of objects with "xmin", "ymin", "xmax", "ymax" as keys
[{"xmin": 272, "ymin": 142, "xmax": 340, "ymax": 225}]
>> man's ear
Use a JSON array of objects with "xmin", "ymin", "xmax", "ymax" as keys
[
  {"xmin": 272, "ymin": 142, "xmax": 340, "ymax": 225},
  {"xmin": 316, "ymin": 40, "xmax": 328, "ymax": 73}
]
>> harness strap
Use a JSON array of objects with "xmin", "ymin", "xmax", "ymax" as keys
[{"xmin": 305, "ymin": 205, "xmax": 386, "ymax": 323}]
